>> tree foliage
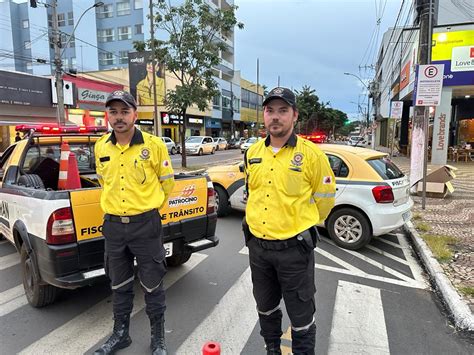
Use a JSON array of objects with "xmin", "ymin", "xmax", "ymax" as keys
[{"xmin": 134, "ymin": 0, "xmax": 243, "ymax": 167}]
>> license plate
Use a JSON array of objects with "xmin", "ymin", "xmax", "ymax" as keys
[
  {"xmin": 164, "ymin": 242, "xmax": 173, "ymax": 257},
  {"xmin": 402, "ymin": 211, "xmax": 412, "ymax": 222}
]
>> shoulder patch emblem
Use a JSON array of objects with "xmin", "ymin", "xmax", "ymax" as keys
[
  {"xmin": 140, "ymin": 147, "xmax": 150, "ymax": 160},
  {"xmin": 163, "ymin": 160, "xmax": 170, "ymax": 167},
  {"xmin": 323, "ymin": 176, "xmax": 332, "ymax": 184},
  {"xmin": 290, "ymin": 152, "xmax": 304, "ymax": 166}
]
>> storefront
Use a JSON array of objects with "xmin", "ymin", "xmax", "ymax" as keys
[
  {"xmin": 187, "ymin": 116, "xmax": 205, "ymax": 136},
  {"xmin": 205, "ymin": 118, "xmax": 222, "ymax": 137}
]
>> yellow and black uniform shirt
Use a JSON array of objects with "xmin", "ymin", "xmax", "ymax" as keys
[
  {"xmin": 244, "ymin": 134, "xmax": 336, "ymax": 240},
  {"xmin": 95, "ymin": 129, "xmax": 175, "ymax": 216}
]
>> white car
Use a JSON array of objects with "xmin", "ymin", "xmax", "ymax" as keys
[
  {"xmin": 161, "ymin": 137, "xmax": 179, "ymax": 155},
  {"xmin": 214, "ymin": 137, "xmax": 228, "ymax": 151},
  {"xmin": 184, "ymin": 136, "xmax": 216, "ymax": 155},
  {"xmin": 240, "ymin": 137, "xmax": 260, "ymax": 153},
  {"xmin": 347, "ymin": 135, "xmax": 367, "ymax": 146},
  {"xmin": 207, "ymin": 144, "xmax": 413, "ymax": 250}
]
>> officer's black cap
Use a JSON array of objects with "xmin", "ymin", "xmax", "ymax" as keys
[
  {"xmin": 105, "ymin": 90, "xmax": 137, "ymax": 110},
  {"xmin": 262, "ymin": 87, "xmax": 296, "ymax": 108}
]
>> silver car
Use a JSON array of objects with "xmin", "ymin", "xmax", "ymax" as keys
[
  {"xmin": 214, "ymin": 137, "xmax": 228, "ymax": 151},
  {"xmin": 185, "ymin": 136, "xmax": 216, "ymax": 155},
  {"xmin": 161, "ymin": 137, "xmax": 179, "ymax": 155}
]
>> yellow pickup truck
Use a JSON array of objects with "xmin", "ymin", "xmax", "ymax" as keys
[{"xmin": 0, "ymin": 125, "xmax": 218, "ymax": 307}]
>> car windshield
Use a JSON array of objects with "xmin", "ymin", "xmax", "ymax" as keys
[
  {"xmin": 367, "ymin": 157, "xmax": 404, "ymax": 180},
  {"xmin": 351, "ymin": 136, "xmax": 363, "ymax": 141},
  {"xmin": 186, "ymin": 137, "xmax": 203, "ymax": 143},
  {"xmin": 246, "ymin": 137, "xmax": 257, "ymax": 143}
]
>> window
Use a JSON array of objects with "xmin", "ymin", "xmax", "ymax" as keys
[
  {"xmin": 68, "ymin": 12, "xmax": 74, "ymax": 26},
  {"xmin": 97, "ymin": 28, "xmax": 114, "ymax": 42},
  {"xmin": 22, "ymin": 20, "xmax": 29, "ymax": 28},
  {"xmin": 26, "ymin": 62, "xmax": 32, "ymax": 70},
  {"xmin": 47, "ymin": 14, "xmax": 52, "ymax": 27},
  {"xmin": 326, "ymin": 154, "xmax": 349, "ymax": 178},
  {"xmin": 24, "ymin": 41, "xmax": 31, "ymax": 50},
  {"xmin": 134, "ymin": 0, "xmax": 143, "ymax": 9},
  {"xmin": 212, "ymin": 94, "xmax": 221, "ymax": 108},
  {"xmin": 99, "ymin": 52, "xmax": 114, "ymax": 66},
  {"xmin": 119, "ymin": 50, "xmax": 129, "ymax": 64},
  {"xmin": 97, "ymin": 3, "xmax": 113, "ymax": 18},
  {"xmin": 222, "ymin": 96, "xmax": 231, "ymax": 109},
  {"xmin": 367, "ymin": 157, "xmax": 404, "ymax": 180},
  {"xmin": 233, "ymin": 97, "xmax": 240, "ymax": 113},
  {"xmin": 118, "ymin": 26, "xmax": 131, "ymax": 40},
  {"xmin": 71, "ymin": 57, "xmax": 76, "ymax": 68},
  {"xmin": 58, "ymin": 13, "xmax": 66, "ymax": 27},
  {"xmin": 135, "ymin": 24, "xmax": 143, "ymax": 35},
  {"xmin": 117, "ymin": 2, "xmax": 131, "ymax": 16}
]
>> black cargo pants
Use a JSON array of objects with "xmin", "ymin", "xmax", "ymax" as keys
[
  {"xmin": 103, "ymin": 209, "xmax": 167, "ymax": 317},
  {"xmin": 246, "ymin": 228, "xmax": 317, "ymax": 355}
]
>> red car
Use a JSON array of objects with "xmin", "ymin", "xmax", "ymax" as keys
[{"xmin": 298, "ymin": 133, "xmax": 326, "ymax": 143}]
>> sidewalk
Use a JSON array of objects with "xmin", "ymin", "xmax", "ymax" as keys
[{"xmin": 377, "ymin": 146, "xmax": 474, "ymax": 330}]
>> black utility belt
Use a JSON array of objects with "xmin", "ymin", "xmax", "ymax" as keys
[
  {"xmin": 104, "ymin": 209, "xmax": 157, "ymax": 224},
  {"xmin": 251, "ymin": 228, "xmax": 316, "ymax": 251}
]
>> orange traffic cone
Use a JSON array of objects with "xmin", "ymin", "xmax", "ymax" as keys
[
  {"xmin": 66, "ymin": 152, "xmax": 81, "ymax": 189},
  {"xmin": 202, "ymin": 341, "xmax": 220, "ymax": 355},
  {"xmin": 58, "ymin": 141, "xmax": 70, "ymax": 190}
]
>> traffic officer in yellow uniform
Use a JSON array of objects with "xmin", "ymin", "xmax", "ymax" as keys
[
  {"xmin": 94, "ymin": 90, "xmax": 174, "ymax": 355},
  {"xmin": 243, "ymin": 87, "xmax": 336, "ymax": 355}
]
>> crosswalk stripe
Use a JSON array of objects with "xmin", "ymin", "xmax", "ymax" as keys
[
  {"xmin": 365, "ymin": 244, "xmax": 410, "ymax": 265},
  {"xmin": 0, "ymin": 253, "xmax": 20, "ymax": 270},
  {"xmin": 176, "ymin": 267, "xmax": 258, "ymax": 354},
  {"xmin": 328, "ymin": 280, "xmax": 390, "ymax": 354},
  {"xmin": 19, "ymin": 253, "xmax": 207, "ymax": 355},
  {"xmin": 0, "ymin": 285, "xmax": 28, "ymax": 317}
]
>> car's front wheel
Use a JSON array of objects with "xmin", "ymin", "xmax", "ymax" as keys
[
  {"xmin": 211, "ymin": 148, "xmax": 215, "ymax": 155},
  {"xmin": 171, "ymin": 147, "xmax": 177, "ymax": 155},
  {"xmin": 326, "ymin": 208, "xmax": 371, "ymax": 250},
  {"xmin": 198, "ymin": 148, "xmax": 203, "ymax": 156}
]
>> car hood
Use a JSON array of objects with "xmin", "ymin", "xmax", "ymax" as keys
[{"xmin": 185, "ymin": 143, "xmax": 201, "ymax": 148}]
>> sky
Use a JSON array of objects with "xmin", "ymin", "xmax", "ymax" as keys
[{"xmin": 234, "ymin": 0, "xmax": 403, "ymax": 121}]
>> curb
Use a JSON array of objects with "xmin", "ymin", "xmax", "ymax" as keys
[{"xmin": 403, "ymin": 221, "xmax": 474, "ymax": 331}]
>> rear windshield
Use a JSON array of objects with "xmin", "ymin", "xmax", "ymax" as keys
[{"xmin": 367, "ymin": 157, "xmax": 404, "ymax": 180}]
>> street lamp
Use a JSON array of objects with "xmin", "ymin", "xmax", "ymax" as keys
[
  {"xmin": 53, "ymin": 1, "xmax": 104, "ymax": 125},
  {"xmin": 344, "ymin": 72, "xmax": 371, "ymax": 128}
]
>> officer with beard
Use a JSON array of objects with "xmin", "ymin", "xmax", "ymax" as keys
[{"xmin": 94, "ymin": 90, "xmax": 174, "ymax": 355}]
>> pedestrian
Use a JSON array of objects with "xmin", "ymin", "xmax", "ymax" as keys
[
  {"xmin": 15, "ymin": 132, "xmax": 21, "ymax": 142},
  {"xmin": 243, "ymin": 87, "xmax": 336, "ymax": 354},
  {"xmin": 94, "ymin": 90, "xmax": 175, "ymax": 355}
]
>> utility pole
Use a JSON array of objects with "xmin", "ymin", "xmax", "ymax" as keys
[
  {"xmin": 230, "ymin": 82, "xmax": 234, "ymax": 139},
  {"xmin": 51, "ymin": 0, "xmax": 66, "ymax": 126},
  {"xmin": 149, "ymin": 0, "xmax": 161, "ymax": 137},
  {"xmin": 255, "ymin": 58, "xmax": 259, "ymax": 137},
  {"xmin": 415, "ymin": 0, "xmax": 435, "ymax": 209}
]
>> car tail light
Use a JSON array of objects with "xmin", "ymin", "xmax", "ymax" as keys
[
  {"xmin": 372, "ymin": 186, "xmax": 394, "ymax": 203},
  {"xmin": 206, "ymin": 179, "xmax": 216, "ymax": 214},
  {"xmin": 46, "ymin": 207, "xmax": 77, "ymax": 244}
]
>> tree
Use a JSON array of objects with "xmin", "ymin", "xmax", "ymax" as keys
[
  {"xmin": 295, "ymin": 85, "xmax": 320, "ymax": 134},
  {"xmin": 134, "ymin": 0, "xmax": 243, "ymax": 167}
]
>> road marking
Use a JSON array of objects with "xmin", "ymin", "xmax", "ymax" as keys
[
  {"xmin": 176, "ymin": 267, "xmax": 258, "ymax": 354},
  {"xmin": 0, "ymin": 285, "xmax": 28, "ymax": 317},
  {"xmin": 239, "ymin": 246, "xmax": 249, "ymax": 255},
  {"xmin": 365, "ymin": 244, "xmax": 409, "ymax": 265},
  {"xmin": 328, "ymin": 280, "xmax": 390, "ymax": 354},
  {"xmin": 375, "ymin": 236, "xmax": 404, "ymax": 249},
  {"xmin": 397, "ymin": 233, "xmax": 428, "ymax": 285},
  {"xmin": 0, "ymin": 240, "xmax": 8, "ymax": 245},
  {"xmin": 0, "ymin": 253, "xmax": 20, "ymax": 270},
  {"xmin": 316, "ymin": 249, "xmax": 425, "ymax": 289},
  {"xmin": 19, "ymin": 253, "xmax": 207, "ymax": 355}
]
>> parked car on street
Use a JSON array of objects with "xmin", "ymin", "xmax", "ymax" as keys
[
  {"xmin": 214, "ymin": 137, "xmax": 228, "ymax": 151},
  {"xmin": 185, "ymin": 136, "xmax": 216, "ymax": 155},
  {"xmin": 347, "ymin": 135, "xmax": 367, "ymax": 146},
  {"xmin": 207, "ymin": 144, "xmax": 413, "ymax": 250},
  {"xmin": 161, "ymin": 136, "xmax": 180, "ymax": 155},
  {"xmin": 227, "ymin": 138, "xmax": 241, "ymax": 149},
  {"xmin": 240, "ymin": 137, "xmax": 260, "ymax": 153}
]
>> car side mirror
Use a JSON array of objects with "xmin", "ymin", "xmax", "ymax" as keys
[{"xmin": 239, "ymin": 163, "xmax": 244, "ymax": 173}]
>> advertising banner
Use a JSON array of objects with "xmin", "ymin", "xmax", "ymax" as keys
[
  {"xmin": 431, "ymin": 88, "xmax": 453, "ymax": 165},
  {"xmin": 390, "ymin": 101, "xmax": 403, "ymax": 119},
  {"xmin": 0, "ymin": 71, "xmax": 53, "ymax": 107},
  {"xmin": 128, "ymin": 51, "xmax": 165, "ymax": 106}
]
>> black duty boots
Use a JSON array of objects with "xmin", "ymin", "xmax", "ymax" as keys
[
  {"xmin": 265, "ymin": 342, "xmax": 282, "ymax": 355},
  {"xmin": 94, "ymin": 314, "xmax": 132, "ymax": 355},
  {"xmin": 150, "ymin": 314, "xmax": 167, "ymax": 355}
]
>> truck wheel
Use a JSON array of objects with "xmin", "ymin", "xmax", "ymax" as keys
[
  {"xmin": 21, "ymin": 244, "xmax": 59, "ymax": 307},
  {"xmin": 18, "ymin": 174, "xmax": 45, "ymax": 189},
  {"xmin": 326, "ymin": 208, "xmax": 371, "ymax": 250},
  {"xmin": 166, "ymin": 252, "xmax": 191, "ymax": 267},
  {"xmin": 214, "ymin": 185, "xmax": 230, "ymax": 217}
]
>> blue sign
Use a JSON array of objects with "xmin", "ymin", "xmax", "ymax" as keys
[
  {"xmin": 433, "ymin": 60, "xmax": 474, "ymax": 86},
  {"xmin": 206, "ymin": 118, "xmax": 221, "ymax": 129}
]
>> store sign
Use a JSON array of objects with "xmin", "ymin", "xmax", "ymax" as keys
[
  {"xmin": 136, "ymin": 119, "xmax": 154, "ymax": 126},
  {"xmin": 413, "ymin": 64, "xmax": 444, "ymax": 106},
  {"xmin": 161, "ymin": 112, "xmax": 183, "ymax": 125},
  {"xmin": 0, "ymin": 70, "xmax": 53, "ymax": 107},
  {"xmin": 451, "ymin": 46, "xmax": 474, "ymax": 72},
  {"xmin": 390, "ymin": 101, "xmax": 403, "ymax": 119},
  {"xmin": 78, "ymin": 88, "xmax": 108, "ymax": 104},
  {"xmin": 188, "ymin": 118, "xmax": 203, "ymax": 124},
  {"xmin": 400, "ymin": 61, "xmax": 411, "ymax": 90}
]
